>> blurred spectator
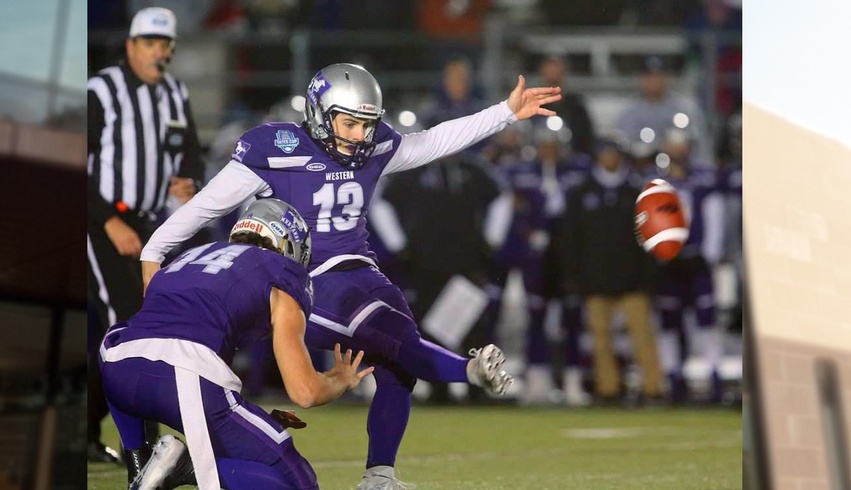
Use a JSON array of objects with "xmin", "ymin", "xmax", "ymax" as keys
[
  {"xmin": 418, "ymin": 0, "xmax": 491, "ymax": 68},
  {"xmin": 495, "ymin": 127, "xmax": 592, "ymax": 405},
  {"xmin": 553, "ymin": 135, "xmax": 661, "ymax": 403},
  {"xmin": 202, "ymin": 0, "xmax": 248, "ymax": 34},
  {"xmin": 628, "ymin": 141, "xmax": 661, "ymax": 180},
  {"xmin": 685, "ymin": 0, "xmax": 742, "ymax": 119},
  {"xmin": 478, "ymin": 125, "xmax": 526, "ymax": 357},
  {"xmin": 655, "ymin": 128, "xmax": 725, "ymax": 403},
  {"xmin": 378, "ymin": 155, "xmax": 512, "ymax": 403},
  {"xmin": 418, "ymin": 0, "xmax": 491, "ymax": 40},
  {"xmin": 718, "ymin": 111, "xmax": 742, "ymax": 333},
  {"xmin": 422, "ymin": 57, "xmax": 487, "ymax": 128},
  {"xmin": 533, "ymin": 56, "xmax": 596, "ymax": 157},
  {"xmin": 616, "ymin": 55, "xmax": 713, "ymax": 165}
]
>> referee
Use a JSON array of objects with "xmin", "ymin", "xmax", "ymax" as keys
[{"xmin": 86, "ymin": 7, "xmax": 204, "ymax": 475}]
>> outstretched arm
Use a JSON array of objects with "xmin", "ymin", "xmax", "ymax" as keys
[{"xmin": 383, "ymin": 76, "xmax": 561, "ymax": 175}]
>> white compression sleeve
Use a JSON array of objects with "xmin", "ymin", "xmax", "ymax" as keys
[{"xmin": 381, "ymin": 101, "xmax": 517, "ymax": 176}]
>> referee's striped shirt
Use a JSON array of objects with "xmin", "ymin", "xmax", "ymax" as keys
[{"xmin": 88, "ymin": 61, "xmax": 202, "ymax": 226}]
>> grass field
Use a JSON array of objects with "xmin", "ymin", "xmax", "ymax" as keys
[{"xmin": 88, "ymin": 404, "xmax": 741, "ymax": 490}]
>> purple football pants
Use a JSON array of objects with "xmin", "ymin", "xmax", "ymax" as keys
[
  {"xmin": 305, "ymin": 265, "xmax": 469, "ymax": 468},
  {"xmin": 100, "ymin": 357, "xmax": 318, "ymax": 490}
]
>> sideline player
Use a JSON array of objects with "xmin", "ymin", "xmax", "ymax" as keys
[{"xmin": 140, "ymin": 63, "xmax": 560, "ymax": 488}]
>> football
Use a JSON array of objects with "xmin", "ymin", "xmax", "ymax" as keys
[{"xmin": 634, "ymin": 179, "xmax": 689, "ymax": 261}]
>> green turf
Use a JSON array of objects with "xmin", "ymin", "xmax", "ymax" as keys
[{"xmin": 88, "ymin": 404, "xmax": 741, "ymax": 490}]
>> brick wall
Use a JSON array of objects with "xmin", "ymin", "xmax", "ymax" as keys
[
  {"xmin": 757, "ymin": 337, "xmax": 851, "ymax": 489},
  {"xmin": 745, "ymin": 102, "xmax": 851, "ymax": 488}
]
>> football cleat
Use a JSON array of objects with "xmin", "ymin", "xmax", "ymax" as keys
[
  {"xmin": 129, "ymin": 434, "xmax": 196, "ymax": 490},
  {"xmin": 356, "ymin": 466, "xmax": 416, "ymax": 490},
  {"xmin": 467, "ymin": 344, "xmax": 514, "ymax": 396},
  {"xmin": 124, "ymin": 444, "xmax": 152, "ymax": 483}
]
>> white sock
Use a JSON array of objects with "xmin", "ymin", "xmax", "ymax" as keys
[
  {"xmin": 466, "ymin": 359, "xmax": 480, "ymax": 386},
  {"xmin": 562, "ymin": 367, "xmax": 583, "ymax": 393},
  {"xmin": 694, "ymin": 326, "xmax": 723, "ymax": 371},
  {"xmin": 366, "ymin": 465, "xmax": 395, "ymax": 478},
  {"xmin": 658, "ymin": 331, "xmax": 680, "ymax": 373}
]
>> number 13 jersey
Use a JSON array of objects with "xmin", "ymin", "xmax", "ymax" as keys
[
  {"xmin": 139, "ymin": 102, "xmax": 518, "ymax": 271},
  {"xmin": 236, "ymin": 121, "xmax": 402, "ymax": 271}
]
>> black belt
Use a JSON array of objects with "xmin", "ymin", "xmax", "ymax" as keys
[{"xmin": 326, "ymin": 260, "xmax": 370, "ymax": 273}]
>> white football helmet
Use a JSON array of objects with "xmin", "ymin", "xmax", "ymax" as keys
[
  {"xmin": 229, "ymin": 198, "xmax": 312, "ymax": 267},
  {"xmin": 303, "ymin": 63, "xmax": 385, "ymax": 169}
]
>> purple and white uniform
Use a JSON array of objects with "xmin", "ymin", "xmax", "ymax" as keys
[
  {"xmin": 101, "ymin": 242, "xmax": 316, "ymax": 490},
  {"xmin": 140, "ymin": 102, "xmax": 518, "ymax": 469},
  {"xmin": 142, "ymin": 104, "xmax": 516, "ymax": 342}
]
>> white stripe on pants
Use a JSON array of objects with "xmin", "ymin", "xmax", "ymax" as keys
[{"xmin": 175, "ymin": 367, "xmax": 220, "ymax": 490}]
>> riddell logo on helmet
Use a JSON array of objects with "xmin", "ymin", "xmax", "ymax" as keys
[
  {"xmin": 357, "ymin": 104, "xmax": 377, "ymax": 113},
  {"xmin": 232, "ymin": 220, "xmax": 266, "ymax": 234}
]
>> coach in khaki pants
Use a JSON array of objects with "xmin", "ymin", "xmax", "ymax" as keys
[
  {"xmin": 585, "ymin": 293, "xmax": 660, "ymax": 398},
  {"xmin": 554, "ymin": 137, "xmax": 662, "ymax": 401}
]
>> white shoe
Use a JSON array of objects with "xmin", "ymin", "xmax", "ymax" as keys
[
  {"xmin": 562, "ymin": 368, "xmax": 592, "ymax": 407},
  {"xmin": 521, "ymin": 365, "xmax": 556, "ymax": 406},
  {"xmin": 356, "ymin": 466, "xmax": 416, "ymax": 490},
  {"xmin": 129, "ymin": 434, "xmax": 194, "ymax": 490},
  {"xmin": 467, "ymin": 344, "xmax": 514, "ymax": 396}
]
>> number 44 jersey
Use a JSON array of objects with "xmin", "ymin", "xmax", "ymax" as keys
[
  {"xmin": 120, "ymin": 242, "xmax": 313, "ymax": 364},
  {"xmin": 236, "ymin": 121, "xmax": 403, "ymax": 271}
]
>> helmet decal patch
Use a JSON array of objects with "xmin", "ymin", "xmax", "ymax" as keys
[
  {"xmin": 281, "ymin": 211, "xmax": 305, "ymax": 243},
  {"xmin": 307, "ymin": 73, "xmax": 331, "ymax": 105},
  {"xmin": 269, "ymin": 221, "xmax": 286, "ymax": 237},
  {"xmin": 274, "ymin": 130, "xmax": 300, "ymax": 154}
]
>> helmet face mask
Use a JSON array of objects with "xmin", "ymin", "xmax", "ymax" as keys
[
  {"xmin": 229, "ymin": 199, "xmax": 312, "ymax": 267},
  {"xmin": 303, "ymin": 64, "xmax": 385, "ymax": 169}
]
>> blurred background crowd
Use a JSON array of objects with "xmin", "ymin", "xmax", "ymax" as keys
[{"xmin": 87, "ymin": 0, "xmax": 743, "ymax": 410}]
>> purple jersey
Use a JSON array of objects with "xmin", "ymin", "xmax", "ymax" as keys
[
  {"xmin": 499, "ymin": 155, "xmax": 591, "ymax": 261},
  {"xmin": 719, "ymin": 161, "xmax": 742, "ymax": 196},
  {"xmin": 115, "ymin": 241, "xmax": 312, "ymax": 364},
  {"xmin": 667, "ymin": 166, "xmax": 722, "ymax": 259},
  {"xmin": 234, "ymin": 122, "xmax": 402, "ymax": 269}
]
